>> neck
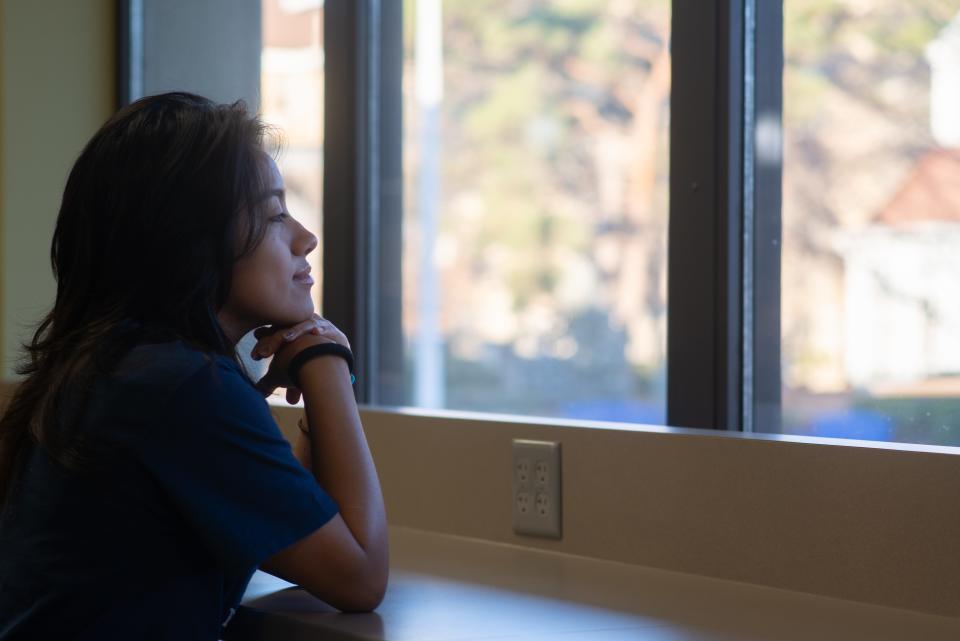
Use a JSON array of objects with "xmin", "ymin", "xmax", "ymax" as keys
[{"xmin": 216, "ymin": 311, "xmax": 250, "ymax": 348}]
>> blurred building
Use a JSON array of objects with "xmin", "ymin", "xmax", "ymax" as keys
[{"xmin": 842, "ymin": 13, "xmax": 960, "ymax": 394}]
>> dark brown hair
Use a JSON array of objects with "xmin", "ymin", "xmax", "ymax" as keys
[{"xmin": 0, "ymin": 92, "xmax": 273, "ymax": 506}]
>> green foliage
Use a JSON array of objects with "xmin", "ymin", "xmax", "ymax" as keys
[
  {"xmin": 422, "ymin": 0, "xmax": 670, "ymax": 332},
  {"xmin": 463, "ymin": 64, "xmax": 546, "ymax": 139}
]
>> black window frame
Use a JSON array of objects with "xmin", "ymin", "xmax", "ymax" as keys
[
  {"xmin": 322, "ymin": 0, "xmax": 405, "ymax": 407},
  {"xmin": 321, "ymin": 0, "xmax": 784, "ymax": 431}
]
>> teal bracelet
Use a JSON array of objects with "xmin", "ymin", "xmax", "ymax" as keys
[{"xmin": 288, "ymin": 343, "xmax": 356, "ymax": 387}]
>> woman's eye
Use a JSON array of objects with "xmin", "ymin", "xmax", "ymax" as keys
[{"xmin": 270, "ymin": 212, "xmax": 290, "ymax": 223}]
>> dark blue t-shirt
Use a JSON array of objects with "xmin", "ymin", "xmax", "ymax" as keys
[{"xmin": 0, "ymin": 340, "xmax": 339, "ymax": 640}]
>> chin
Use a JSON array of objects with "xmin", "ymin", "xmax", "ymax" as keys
[{"xmin": 270, "ymin": 300, "xmax": 315, "ymax": 326}]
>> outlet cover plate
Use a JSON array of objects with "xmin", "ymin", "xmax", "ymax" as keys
[{"xmin": 512, "ymin": 439, "xmax": 562, "ymax": 538}]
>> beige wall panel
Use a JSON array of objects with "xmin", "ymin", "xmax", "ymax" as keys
[
  {"xmin": 0, "ymin": 0, "xmax": 114, "ymax": 378},
  {"xmin": 273, "ymin": 406, "xmax": 960, "ymax": 618}
]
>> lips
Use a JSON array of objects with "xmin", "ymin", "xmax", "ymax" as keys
[{"xmin": 293, "ymin": 266, "xmax": 314, "ymax": 285}]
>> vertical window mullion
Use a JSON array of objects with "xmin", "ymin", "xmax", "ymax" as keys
[
  {"xmin": 322, "ymin": 0, "xmax": 367, "ymax": 400},
  {"xmin": 749, "ymin": 0, "xmax": 784, "ymax": 433},
  {"xmin": 376, "ymin": 0, "xmax": 405, "ymax": 407},
  {"xmin": 667, "ymin": 0, "xmax": 745, "ymax": 430},
  {"xmin": 323, "ymin": 0, "xmax": 403, "ymax": 405}
]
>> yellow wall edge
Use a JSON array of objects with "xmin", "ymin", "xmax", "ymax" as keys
[
  {"xmin": 0, "ymin": 0, "xmax": 115, "ymax": 380},
  {"xmin": 0, "ymin": 0, "xmax": 7, "ymax": 374}
]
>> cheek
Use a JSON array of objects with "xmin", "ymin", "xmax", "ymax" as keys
[
  {"xmin": 227, "ymin": 263, "xmax": 270, "ymax": 313},
  {"xmin": 229, "ymin": 247, "xmax": 313, "ymax": 322}
]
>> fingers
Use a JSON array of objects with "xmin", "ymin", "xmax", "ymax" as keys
[
  {"xmin": 256, "ymin": 378, "xmax": 301, "ymax": 405},
  {"xmin": 281, "ymin": 317, "xmax": 325, "ymax": 341},
  {"xmin": 249, "ymin": 316, "xmax": 351, "ymax": 361},
  {"xmin": 253, "ymin": 326, "xmax": 275, "ymax": 340},
  {"xmin": 251, "ymin": 340, "xmax": 273, "ymax": 361},
  {"xmin": 255, "ymin": 372, "xmax": 277, "ymax": 398},
  {"xmin": 251, "ymin": 319, "xmax": 324, "ymax": 361}
]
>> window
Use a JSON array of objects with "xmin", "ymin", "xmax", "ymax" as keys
[
  {"xmin": 768, "ymin": 2, "xmax": 960, "ymax": 446},
  {"xmin": 400, "ymin": 1, "xmax": 670, "ymax": 422},
  {"xmin": 324, "ymin": 0, "xmax": 960, "ymax": 447},
  {"xmin": 321, "ymin": 0, "xmax": 745, "ymax": 426},
  {"xmin": 121, "ymin": 0, "xmax": 960, "ymax": 447}
]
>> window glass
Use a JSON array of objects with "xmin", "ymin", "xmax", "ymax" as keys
[
  {"xmin": 778, "ymin": 2, "xmax": 960, "ymax": 445},
  {"xmin": 402, "ymin": 0, "xmax": 671, "ymax": 422},
  {"xmin": 261, "ymin": 0, "xmax": 324, "ymax": 313}
]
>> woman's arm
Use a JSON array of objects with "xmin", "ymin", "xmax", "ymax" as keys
[{"xmin": 257, "ymin": 331, "xmax": 389, "ymax": 612}]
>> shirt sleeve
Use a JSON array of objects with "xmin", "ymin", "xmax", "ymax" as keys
[{"xmin": 137, "ymin": 358, "xmax": 339, "ymax": 570}]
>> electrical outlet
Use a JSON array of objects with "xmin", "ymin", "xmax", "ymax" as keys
[
  {"xmin": 512, "ymin": 439, "xmax": 561, "ymax": 538},
  {"xmin": 516, "ymin": 491, "xmax": 531, "ymax": 515}
]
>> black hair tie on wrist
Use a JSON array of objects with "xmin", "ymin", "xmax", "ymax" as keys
[{"xmin": 287, "ymin": 343, "xmax": 356, "ymax": 388}]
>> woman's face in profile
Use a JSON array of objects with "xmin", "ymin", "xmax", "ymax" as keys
[{"xmin": 218, "ymin": 155, "xmax": 318, "ymax": 341}]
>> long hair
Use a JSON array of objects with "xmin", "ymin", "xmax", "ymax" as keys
[{"xmin": 0, "ymin": 92, "xmax": 274, "ymax": 506}]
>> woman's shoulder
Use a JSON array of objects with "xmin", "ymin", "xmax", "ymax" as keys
[
  {"xmin": 73, "ymin": 339, "xmax": 262, "ymax": 449},
  {"xmin": 109, "ymin": 339, "xmax": 253, "ymax": 400}
]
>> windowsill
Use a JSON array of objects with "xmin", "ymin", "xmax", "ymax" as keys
[
  {"xmin": 267, "ymin": 397, "xmax": 960, "ymax": 455},
  {"xmin": 225, "ymin": 527, "xmax": 960, "ymax": 641}
]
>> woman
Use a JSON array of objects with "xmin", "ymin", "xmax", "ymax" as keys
[{"xmin": 0, "ymin": 92, "xmax": 388, "ymax": 639}]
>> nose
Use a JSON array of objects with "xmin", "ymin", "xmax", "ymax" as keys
[{"xmin": 294, "ymin": 219, "xmax": 318, "ymax": 257}]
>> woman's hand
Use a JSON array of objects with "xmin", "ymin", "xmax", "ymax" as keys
[{"xmin": 251, "ymin": 314, "xmax": 351, "ymax": 402}]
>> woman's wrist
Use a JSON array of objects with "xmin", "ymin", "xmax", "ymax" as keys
[
  {"xmin": 287, "ymin": 342, "xmax": 355, "ymax": 388},
  {"xmin": 296, "ymin": 353, "xmax": 354, "ymax": 391}
]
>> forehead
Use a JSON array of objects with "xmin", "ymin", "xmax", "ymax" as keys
[{"xmin": 260, "ymin": 154, "xmax": 285, "ymax": 192}]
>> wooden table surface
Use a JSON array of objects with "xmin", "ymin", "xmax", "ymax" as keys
[{"xmin": 224, "ymin": 527, "xmax": 960, "ymax": 641}]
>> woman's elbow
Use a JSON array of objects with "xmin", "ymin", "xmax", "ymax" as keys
[
  {"xmin": 333, "ymin": 571, "xmax": 388, "ymax": 613},
  {"xmin": 327, "ymin": 556, "xmax": 388, "ymax": 612},
  {"xmin": 336, "ymin": 592, "xmax": 384, "ymax": 613}
]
